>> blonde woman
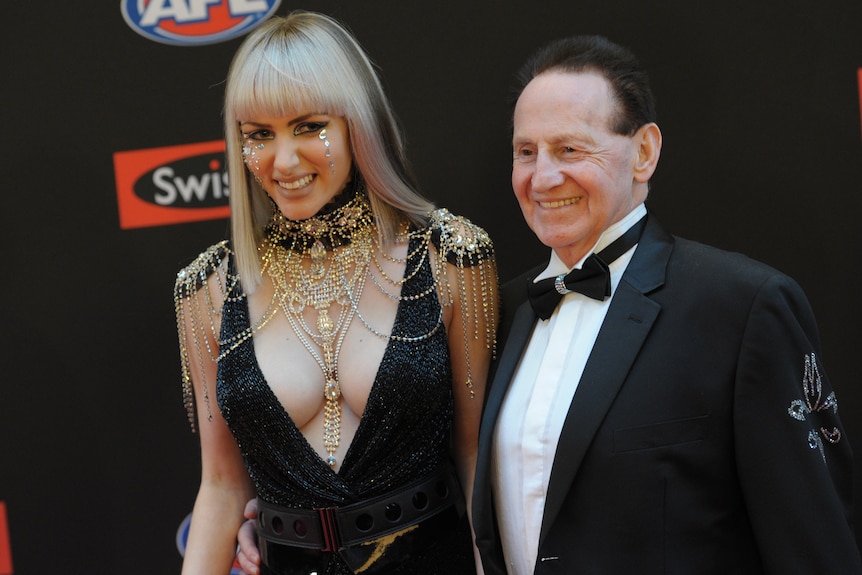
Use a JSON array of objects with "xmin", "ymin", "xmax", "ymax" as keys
[{"xmin": 175, "ymin": 11, "xmax": 497, "ymax": 575}]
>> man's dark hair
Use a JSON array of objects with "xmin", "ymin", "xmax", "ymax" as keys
[{"xmin": 514, "ymin": 35, "xmax": 657, "ymax": 136}]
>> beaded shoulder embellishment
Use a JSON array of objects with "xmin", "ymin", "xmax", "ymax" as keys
[
  {"xmin": 174, "ymin": 240, "xmax": 238, "ymax": 432},
  {"xmin": 175, "ymin": 241, "xmax": 231, "ymax": 298},
  {"xmin": 428, "ymin": 208, "xmax": 494, "ymax": 268},
  {"xmin": 425, "ymin": 209, "xmax": 498, "ymax": 397}
]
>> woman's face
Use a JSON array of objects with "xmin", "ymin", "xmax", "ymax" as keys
[{"xmin": 240, "ymin": 111, "xmax": 352, "ymax": 220}]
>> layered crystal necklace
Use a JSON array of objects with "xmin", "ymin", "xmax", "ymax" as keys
[{"xmin": 260, "ymin": 190, "xmax": 375, "ymax": 467}]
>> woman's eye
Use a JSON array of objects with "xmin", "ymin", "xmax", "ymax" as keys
[
  {"xmin": 294, "ymin": 121, "xmax": 328, "ymax": 136},
  {"xmin": 242, "ymin": 129, "xmax": 272, "ymax": 141}
]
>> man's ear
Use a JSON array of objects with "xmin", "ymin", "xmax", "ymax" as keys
[{"xmin": 633, "ymin": 122, "xmax": 661, "ymax": 183}]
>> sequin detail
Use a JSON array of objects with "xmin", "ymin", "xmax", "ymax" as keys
[{"xmin": 787, "ymin": 352, "xmax": 841, "ymax": 462}]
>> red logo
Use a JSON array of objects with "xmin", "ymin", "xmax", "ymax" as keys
[
  {"xmin": 0, "ymin": 501, "xmax": 12, "ymax": 575},
  {"xmin": 113, "ymin": 140, "xmax": 231, "ymax": 230},
  {"xmin": 858, "ymin": 68, "xmax": 862, "ymax": 139}
]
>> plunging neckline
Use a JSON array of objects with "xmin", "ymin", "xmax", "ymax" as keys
[
  {"xmin": 245, "ymin": 258, "xmax": 409, "ymax": 477},
  {"xmin": 251, "ymin": 326, "xmax": 399, "ymax": 477},
  {"xmin": 215, "ymin": 229, "xmax": 455, "ymax": 508}
]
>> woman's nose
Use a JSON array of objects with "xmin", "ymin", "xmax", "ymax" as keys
[{"xmin": 272, "ymin": 137, "xmax": 300, "ymax": 172}]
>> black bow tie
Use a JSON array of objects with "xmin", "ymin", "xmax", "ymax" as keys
[{"xmin": 527, "ymin": 215, "xmax": 646, "ymax": 320}]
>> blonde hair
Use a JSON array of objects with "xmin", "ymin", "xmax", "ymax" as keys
[{"xmin": 224, "ymin": 11, "xmax": 434, "ymax": 291}]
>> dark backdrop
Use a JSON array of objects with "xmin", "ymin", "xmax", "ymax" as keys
[{"xmin": 1, "ymin": 1, "xmax": 860, "ymax": 573}]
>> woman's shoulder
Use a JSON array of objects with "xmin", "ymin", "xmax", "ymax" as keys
[
  {"xmin": 425, "ymin": 208, "xmax": 494, "ymax": 268},
  {"xmin": 174, "ymin": 240, "xmax": 233, "ymax": 298}
]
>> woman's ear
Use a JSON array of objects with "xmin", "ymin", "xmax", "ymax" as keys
[{"xmin": 633, "ymin": 122, "xmax": 661, "ymax": 183}]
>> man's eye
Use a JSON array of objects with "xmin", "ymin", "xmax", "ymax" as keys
[
  {"xmin": 513, "ymin": 149, "xmax": 536, "ymax": 163},
  {"xmin": 294, "ymin": 122, "xmax": 328, "ymax": 136}
]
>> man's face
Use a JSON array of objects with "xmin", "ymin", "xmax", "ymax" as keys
[{"xmin": 512, "ymin": 71, "xmax": 648, "ymax": 267}]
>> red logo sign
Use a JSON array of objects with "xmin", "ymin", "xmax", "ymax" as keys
[
  {"xmin": 0, "ymin": 501, "xmax": 12, "ymax": 575},
  {"xmin": 113, "ymin": 140, "xmax": 231, "ymax": 230},
  {"xmin": 858, "ymin": 68, "xmax": 862, "ymax": 139}
]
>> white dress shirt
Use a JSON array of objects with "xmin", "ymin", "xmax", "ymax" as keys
[{"xmin": 491, "ymin": 204, "xmax": 646, "ymax": 575}]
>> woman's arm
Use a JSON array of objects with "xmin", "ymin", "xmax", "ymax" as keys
[
  {"xmin": 176, "ymin": 262, "xmax": 256, "ymax": 575},
  {"xmin": 182, "ymin": 427, "xmax": 255, "ymax": 574},
  {"xmin": 441, "ymin": 228, "xmax": 499, "ymax": 575}
]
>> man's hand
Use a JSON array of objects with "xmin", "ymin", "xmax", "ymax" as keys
[{"xmin": 236, "ymin": 498, "xmax": 260, "ymax": 575}]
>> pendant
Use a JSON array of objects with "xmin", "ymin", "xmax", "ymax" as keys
[
  {"xmin": 323, "ymin": 374, "xmax": 342, "ymax": 467},
  {"xmin": 317, "ymin": 309, "xmax": 334, "ymax": 335},
  {"xmin": 310, "ymin": 239, "xmax": 327, "ymax": 279},
  {"xmin": 324, "ymin": 376, "xmax": 341, "ymax": 401}
]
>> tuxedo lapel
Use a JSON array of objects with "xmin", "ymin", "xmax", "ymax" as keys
[
  {"xmin": 538, "ymin": 213, "xmax": 673, "ymax": 547},
  {"xmin": 537, "ymin": 283, "xmax": 660, "ymax": 545}
]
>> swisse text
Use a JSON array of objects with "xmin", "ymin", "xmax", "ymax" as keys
[
  {"xmin": 136, "ymin": 156, "xmax": 230, "ymax": 208},
  {"xmin": 151, "ymin": 167, "xmax": 229, "ymax": 206}
]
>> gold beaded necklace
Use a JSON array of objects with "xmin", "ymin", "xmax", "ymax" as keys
[
  {"xmin": 261, "ymin": 191, "xmax": 375, "ymax": 467},
  {"xmin": 175, "ymin": 195, "xmax": 499, "ymax": 438}
]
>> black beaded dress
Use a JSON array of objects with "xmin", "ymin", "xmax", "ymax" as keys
[{"xmin": 213, "ymin": 226, "xmax": 480, "ymax": 575}]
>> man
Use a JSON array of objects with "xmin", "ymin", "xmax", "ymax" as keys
[
  {"xmin": 237, "ymin": 35, "xmax": 859, "ymax": 575},
  {"xmin": 471, "ymin": 35, "xmax": 860, "ymax": 574}
]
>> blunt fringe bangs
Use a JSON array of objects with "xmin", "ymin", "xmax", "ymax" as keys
[{"xmin": 227, "ymin": 21, "xmax": 355, "ymax": 124}]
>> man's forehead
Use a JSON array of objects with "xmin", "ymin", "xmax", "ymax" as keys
[
  {"xmin": 513, "ymin": 75, "xmax": 616, "ymax": 141},
  {"xmin": 516, "ymin": 72, "xmax": 614, "ymax": 115},
  {"xmin": 520, "ymin": 70, "xmax": 612, "ymax": 100}
]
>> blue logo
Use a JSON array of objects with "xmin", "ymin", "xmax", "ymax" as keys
[{"xmin": 121, "ymin": 0, "xmax": 281, "ymax": 46}]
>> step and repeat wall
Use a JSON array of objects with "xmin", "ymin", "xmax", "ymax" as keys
[{"xmin": 1, "ymin": 1, "xmax": 860, "ymax": 573}]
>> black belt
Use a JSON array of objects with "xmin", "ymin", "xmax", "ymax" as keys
[{"xmin": 257, "ymin": 465, "xmax": 462, "ymax": 553}]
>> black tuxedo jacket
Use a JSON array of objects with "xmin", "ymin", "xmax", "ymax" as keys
[{"xmin": 473, "ymin": 213, "xmax": 860, "ymax": 574}]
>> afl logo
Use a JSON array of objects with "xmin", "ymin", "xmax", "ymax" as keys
[{"xmin": 121, "ymin": 0, "xmax": 281, "ymax": 46}]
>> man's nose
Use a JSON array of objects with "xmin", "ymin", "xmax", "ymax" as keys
[{"xmin": 531, "ymin": 152, "xmax": 564, "ymax": 191}]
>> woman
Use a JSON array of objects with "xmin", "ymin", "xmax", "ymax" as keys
[{"xmin": 174, "ymin": 11, "xmax": 498, "ymax": 575}]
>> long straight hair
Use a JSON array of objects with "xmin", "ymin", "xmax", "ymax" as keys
[{"xmin": 224, "ymin": 11, "xmax": 434, "ymax": 292}]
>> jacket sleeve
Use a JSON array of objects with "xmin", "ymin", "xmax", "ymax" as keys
[{"xmin": 733, "ymin": 272, "xmax": 861, "ymax": 573}]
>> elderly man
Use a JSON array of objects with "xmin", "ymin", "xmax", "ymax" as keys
[
  {"xmin": 237, "ymin": 35, "xmax": 860, "ymax": 575},
  {"xmin": 471, "ymin": 34, "xmax": 860, "ymax": 575}
]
